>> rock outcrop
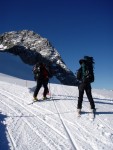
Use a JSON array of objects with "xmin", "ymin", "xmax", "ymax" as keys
[{"xmin": 0, "ymin": 30, "xmax": 77, "ymax": 86}]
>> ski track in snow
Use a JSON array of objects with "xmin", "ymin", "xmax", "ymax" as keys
[{"xmin": 0, "ymin": 81, "xmax": 113, "ymax": 150}]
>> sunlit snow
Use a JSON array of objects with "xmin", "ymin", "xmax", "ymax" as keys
[{"xmin": 0, "ymin": 52, "xmax": 113, "ymax": 150}]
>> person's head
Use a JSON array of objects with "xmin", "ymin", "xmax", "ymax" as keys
[
  {"xmin": 39, "ymin": 62, "xmax": 46, "ymax": 67},
  {"xmin": 79, "ymin": 59, "xmax": 86, "ymax": 65},
  {"xmin": 36, "ymin": 62, "xmax": 39, "ymax": 67}
]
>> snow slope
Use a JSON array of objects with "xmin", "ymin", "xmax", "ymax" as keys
[
  {"xmin": 0, "ymin": 51, "xmax": 113, "ymax": 150},
  {"xmin": 0, "ymin": 79, "xmax": 113, "ymax": 150}
]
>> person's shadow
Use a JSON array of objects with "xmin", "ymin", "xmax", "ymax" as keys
[{"xmin": 0, "ymin": 112, "xmax": 10, "ymax": 150}]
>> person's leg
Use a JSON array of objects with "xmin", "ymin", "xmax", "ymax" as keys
[
  {"xmin": 85, "ymin": 84, "xmax": 95, "ymax": 109},
  {"xmin": 43, "ymin": 79, "xmax": 49, "ymax": 98},
  {"xmin": 77, "ymin": 83, "xmax": 84, "ymax": 109},
  {"xmin": 34, "ymin": 80, "xmax": 42, "ymax": 98}
]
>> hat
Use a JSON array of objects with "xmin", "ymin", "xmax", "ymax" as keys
[{"xmin": 79, "ymin": 59, "xmax": 86, "ymax": 65}]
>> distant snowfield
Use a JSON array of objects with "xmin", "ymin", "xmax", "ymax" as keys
[{"xmin": 0, "ymin": 79, "xmax": 113, "ymax": 150}]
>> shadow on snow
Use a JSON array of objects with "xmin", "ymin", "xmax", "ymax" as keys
[{"xmin": 0, "ymin": 112, "xmax": 10, "ymax": 150}]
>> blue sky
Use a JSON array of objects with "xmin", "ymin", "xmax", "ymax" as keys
[{"xmin": 0, "ymin": 0, "xmax": 113, "ymax": 90}]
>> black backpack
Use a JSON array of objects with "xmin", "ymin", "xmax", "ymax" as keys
[
  {"xmin": 32, "ymin": 63, "xmax": 41, "ymax": 80},
  {"xmin": 33, "ymin": 63, "xmax": 53, "ymax": 80},
  {"xmin": 77, "ymin": 56, "xmax": 95, "ymax": 83},
  {"xmin": 84, "ymin": 56, "xmax": 95, "ymax": 83}
]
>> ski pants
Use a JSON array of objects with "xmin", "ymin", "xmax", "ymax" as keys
[
  {"xmin": 77, "ymin": 83, "xmax": 95, "ymax": 109},
  {"xmin": 34, "ymin": 79, "xmax": 49, "ymax": 98}
]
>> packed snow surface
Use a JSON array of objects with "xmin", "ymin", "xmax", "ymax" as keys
[{"xmin": 0, "ymin": 78, "xmax": 113, "ymax": 150}]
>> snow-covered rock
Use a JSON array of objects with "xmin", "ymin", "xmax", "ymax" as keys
[{"xmin": 0, "ymin": 30, "xmax": 77, "ymax": 85}]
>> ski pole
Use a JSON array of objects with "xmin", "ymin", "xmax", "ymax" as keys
[{"xmin": 48, "ymin": 80, "xmax": 52, "ymax": 100}]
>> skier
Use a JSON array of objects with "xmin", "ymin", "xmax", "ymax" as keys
[
  {"xmin": 33, "ymin": 62, "xmax": 52, "ymax": 101},
  {"xmin": 76, "ymin": 56, "xmax": 96, "ymax": 115}
]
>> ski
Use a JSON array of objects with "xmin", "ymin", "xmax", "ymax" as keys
[
  {"xmin": 28, "ymin": 101, "xmax": 37, "ymax": 105},
  {"xmin": 89, "ymin": 109, "xmax": 96, "ymax": 120},
  {"xmin": 76, "ymin": 109, "xmax": 96, "ymax": 120},
  {"xmin": 89, "ymin": 112, "xmax": 95, "ymax": 120},
  {"xmin": 28, "ymin": 98, "xmax": 51, "ymax": 105}
]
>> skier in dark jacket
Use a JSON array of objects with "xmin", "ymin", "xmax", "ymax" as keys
[
  {"xmin": 76, "ymin": 59, "xmax": 95, "ymax": 114},
  {"xmin": 33, "ymin": 62, "xmax": 51, "ymax": 101}
]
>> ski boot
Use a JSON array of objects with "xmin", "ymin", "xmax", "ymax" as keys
[
  {"xmin": 43, "ymin": 96, "xmax": 47, "ymax": 100},
  {"xmin": 33, "ymin": 96, "xmax": 38, "ymax": 101},
  {"xmin": 77, "ymin": 109, "xmax": 81, "ymax": 117}
]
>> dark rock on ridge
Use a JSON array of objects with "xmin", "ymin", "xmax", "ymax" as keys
[{"xmin": 0, "ymin": 30, "xmax": 77, "ymax": 86}]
